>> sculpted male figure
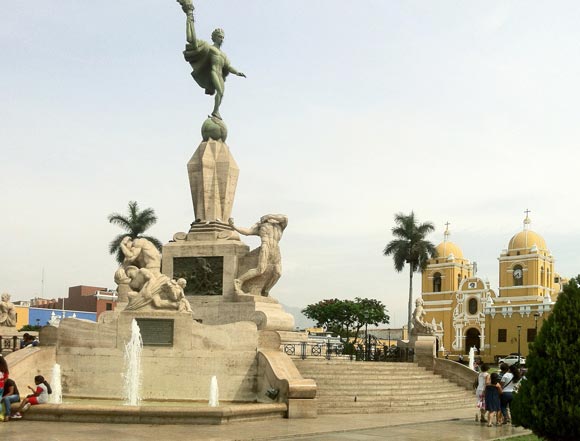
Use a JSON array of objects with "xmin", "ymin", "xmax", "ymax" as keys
[
  {"xmin": 412, "ymin": 297, "xmax": 436, "ymax": 335},
  {"xmin": 0, "ymin": 293, "xmax": 17, "ymax": 327},
  {"xmin": 177, "ymin": 0, "xmax": 246, "ymax": 120},
  {"xmin": 229, "ymin": 215, "xmax": 288, "ymax": 296},
  {"xmin": 120, "ymin": 237, "xmax": 162, "ymax": 275}
]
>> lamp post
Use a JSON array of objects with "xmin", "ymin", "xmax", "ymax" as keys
[
  {"xmin": 363, "ymin": 312, "xmax": 369, "ymax": 361},
  {"xmin": 517, "ymin": 325, "xmax": 522, "ymax": 367}
]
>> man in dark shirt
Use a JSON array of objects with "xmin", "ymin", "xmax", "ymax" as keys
[{"xmin": 2, "ymin": 378, "xmax": 20, "ymax": 420}]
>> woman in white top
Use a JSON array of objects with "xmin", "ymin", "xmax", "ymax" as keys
[
  {"xmin": 475, "ymin": 364, "xmax": 490, "ymax": 423},
  {"xmin": 500, "ymin": 364, "xmax": 520, "ymax": 424}
]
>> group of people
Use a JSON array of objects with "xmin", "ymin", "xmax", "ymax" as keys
[
  {"xmin": 0, "ymin": 356, "xmax": 51, "ymax": 422},
  {"xmin": 474, "ymin": 361, "xmax": 521, "ymax": 426}
]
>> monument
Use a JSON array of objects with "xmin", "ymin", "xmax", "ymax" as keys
[
  {"xmin": 162, "ymin": 0, "xmax": 295, "ymax": 332},
  {"xmin": 410, "ymin": 296, "xmax": 437, "ymax": 368},
  {"xmin": 7, "ymin": 2, "xmax": 316, "ymax": 423}
]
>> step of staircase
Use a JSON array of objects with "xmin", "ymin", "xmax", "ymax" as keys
[{"xmin": 294, "ymin": 359, "xmax": 474, "ymax": 414}]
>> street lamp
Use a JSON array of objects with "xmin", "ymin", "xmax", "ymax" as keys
[
  {"xmin": 517, "ymin": 325, "xmax": 522, "ymax": 367},
  {"xmin": 362, "ymin": 312, "xmax": 370, "ymax": 361}
]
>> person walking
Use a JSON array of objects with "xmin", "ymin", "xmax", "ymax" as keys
[
  {"xmin": 475, "ymin": 363, "xmax": 490, "ymax": 423},
  {"xmin": 500, "ymin": 364, "xmax": 521, "ymax": 424}
]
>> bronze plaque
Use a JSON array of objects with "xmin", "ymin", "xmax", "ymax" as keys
[
  {"xmin": 173, "ymin": 256, "xmax": 223, "ymax": 296},
  {"xmin": 136, "ymin": 318, "xmax": 174, "ymax": 347}
]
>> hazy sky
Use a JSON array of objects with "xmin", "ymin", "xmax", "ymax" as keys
[{"xmin": 2, "ymin": 1, "xmax": 579, "ymax": 328}]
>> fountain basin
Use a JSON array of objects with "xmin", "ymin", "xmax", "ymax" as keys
[{"xmin": 16, "ymin": 401, "xmax": 287, "ymax": 425}]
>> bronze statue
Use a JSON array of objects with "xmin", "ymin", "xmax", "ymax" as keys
[{"xmin": 177, "ymin": 0, "xmax": 246, "ymax": 120}]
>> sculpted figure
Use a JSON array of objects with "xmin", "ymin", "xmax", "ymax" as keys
[
  {"xmin": 412, "ymin": 297, "xmax": 436, "ymax": 335},
  {"xmin": 120, "ymin": 236, "xmax": 162, "ymax": 275},
  {"xmin": 0, "ymin": 293, "xmax": 17, "ymax": 327},
  {"xmin": 177, "ymin": 0, "xmax": 246, "ymax": 120},
  {"xmin": 229, "ymin": 214, "xmax": 288, "ymax": 297},
  {"xmin": 116, "ymin": 238, "xmax": 191, "ymax": 313}
]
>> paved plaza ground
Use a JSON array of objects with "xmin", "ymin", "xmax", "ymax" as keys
[{"xmin": 2, "ymin": 408, "xmax": 530, "ymax": 441}]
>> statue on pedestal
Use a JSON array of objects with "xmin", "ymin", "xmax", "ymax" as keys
[
  {"xmin": 0, "ymin": 293, "xmax": 17, "ymax": 327},
  {"xmin": 177, "ymin": 0, "xmax": 246, "ymax": 121},
  {"xmin": 412, "ymin": 297, "xmax": 436, "ymax": 335},
  {"xmin": 229, "ymin": 215, "xmax": 288, "ymax": 297}
]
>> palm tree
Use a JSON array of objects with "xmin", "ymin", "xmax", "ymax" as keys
[
  {"xmin": 108, "ymin": 201, "xmax": 163, "ymax": 264},
  {"xmin": 383, "ymin": 212, "xmax": 437, "ymax": 336}
]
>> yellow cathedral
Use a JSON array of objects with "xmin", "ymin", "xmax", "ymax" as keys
[{"xmin": 420, "ymin": 213, "xmax": 566, "ymax": 363}]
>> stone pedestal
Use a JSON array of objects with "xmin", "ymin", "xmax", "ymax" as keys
[
  {"xmin": 187, "ymin": 139, "xmax": 238, "ymax": 223},
  {"xmin": 410, "ymin": 334, "xmax": 436, "ymax": 369},
  {"xmin": 187, "ymin": 293, "xmax": 295, "ymax": 331},
  {"xmin": 162, "ymin": 234, "xmax": 249, "ymax": 298}
]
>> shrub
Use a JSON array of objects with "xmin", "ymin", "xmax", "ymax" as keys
[{"xmin": 511, "ymin": 276, "xmax": 580, "ymax": 440}]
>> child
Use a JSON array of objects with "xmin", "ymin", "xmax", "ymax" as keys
[
  {"xmin": 14, "ymin": 375, "xmax": 51, "ymax": 417},
  {"xmin": 485, "ymin": 372, "xmax": 503, "ymax": 426}
]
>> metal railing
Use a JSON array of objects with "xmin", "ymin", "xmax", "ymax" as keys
[
  {"xmin": 282, "ymin": 341, "xmax": 414, "ymax": 362},
  {"xmin": 0, "ymin": 336, "xmax": 20, "ymax": 353}
]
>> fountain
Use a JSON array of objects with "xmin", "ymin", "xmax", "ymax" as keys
[
  {"xmin": 3, "ymin": 2, "xmax": 317, "ymax": 424},
  {"xmin": 49, "ymin": 363, "xmax": 62, "ymax": 404},
  {"xmin": 468, "ymin": 346, "xmax": 476, "ymax": 370},
  {"xmin": 209, "ymin": 376, "xmax": 219, "ymax": 407},
  {"xmin": 123, "ymin": 319, "xmax": 142, "ymax": 406}
]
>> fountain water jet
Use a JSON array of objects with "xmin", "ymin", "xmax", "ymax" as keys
[
  {"xmin": 123, "ymin": 319, "xmax": 143, "ymax": 406},
  {"xmin": 468, "ymin": 346, "xmax": 475, "ymax": 370},
  {"xmin": 49, "ymin": 363, "xmax": 62, "ymax": 404},
  {"xmin": 209, "ymin": 375, "xmax": 219, "ymax": 407}
]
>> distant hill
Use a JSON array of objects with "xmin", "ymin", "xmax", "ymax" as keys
[{"xmin": 281, "ymin": 304, "xmax": 316, "ymax": 330}]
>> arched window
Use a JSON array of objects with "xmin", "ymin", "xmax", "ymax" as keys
[
  {"xmin": 541, "ymin": 266, "xmax": 545, "ymax": 286},
  {"xmin": 433, "ymin": 273, "xmax": 442, "ymax": 292},
  {"xmin": 513, "ymin": 265, "xmax": 523, "ymax": 286},
  {"xmin": 457, "ymin": 274, "xmax": 462, "ymax": 289},
  {"xmin": 468, "ymin": 298, "xmax": 478, "ymax": 315}
]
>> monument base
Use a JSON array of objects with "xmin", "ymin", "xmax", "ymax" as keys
[
  {"xmin": 410, "ymin": 334, "xmax": 437, "ymax": 369},
  {"xmin": 189, "ymin": 294, "xmax": 295, "ymax": 331},
  {"xmin": 162, "ymin": 233, "xmax": 249, "ymax": 298}
]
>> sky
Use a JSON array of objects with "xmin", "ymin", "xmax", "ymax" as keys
[{"xmin": 2, "ymin": 1, "xmax": 580, "ymax": 328}]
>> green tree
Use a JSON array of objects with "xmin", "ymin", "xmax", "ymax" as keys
[
  {"xmin": 511, "ymin": 275, "xmax": 580, "ymax": 441},
  {"xmin": 108, "ymin": 201, "xmax": 163, "ymax": 264},
  {"xmin": 302, "ymin": 297, "xmax": 389, "ymax": 345},
  {"xmin": 383, "ymin": 212, "xmax": 436, "ymax": 335}
]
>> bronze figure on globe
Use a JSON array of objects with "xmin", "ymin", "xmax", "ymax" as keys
[{"xmin": 177, "ymin": 0, "xmax": 246, "ymax": 121}]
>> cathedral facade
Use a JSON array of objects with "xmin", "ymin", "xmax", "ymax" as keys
[{"xmin": 420, "ymin": 214, "xmax": 565, "ymax": 363}]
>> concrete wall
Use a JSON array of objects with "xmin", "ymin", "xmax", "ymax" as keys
[
  {"xmin": 54, "ymin": 312, "xmax": 266, "ymax": 402},
  {"xmin": 4, "ymin": 346, "xmax": 57, "ymax": 390},
  {"xmin": 433, "ymin": 358, "xmax": 478, "ymax": 390}
]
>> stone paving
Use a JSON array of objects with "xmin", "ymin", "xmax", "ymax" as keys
[{"xmin": 1, "ymin": 408, "xmax": 530, "ymax": 441}]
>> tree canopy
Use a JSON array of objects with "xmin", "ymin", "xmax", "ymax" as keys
[
  {"xmin": 108, "ymin": 201, "xmax": 163, "ymax": 264},
  {"xmin": 302, "ymin": 297, "xmax": 390, "ymax": 344},
  {"xmin": 511, "ymin": 275, "xmax": 580, "ymax": 441},
  {"xmin": 383, "ymin": 211, "xmax": 436, "ymax": 334}
]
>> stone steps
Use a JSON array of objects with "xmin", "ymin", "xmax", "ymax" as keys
[{"xmin": 294, "ymin": 360, "xmax": 474, "ymax": 415}]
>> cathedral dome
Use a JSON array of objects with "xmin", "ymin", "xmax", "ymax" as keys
[
  {"xmin": 435, "ymin": 241, "xmax": 464, "ymax": 259},
  {"xmin": 508, "ymin": 230, "xmax": 547, "ymax": 251}
]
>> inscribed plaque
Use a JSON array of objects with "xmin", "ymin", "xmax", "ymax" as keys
[{"xmin": 136, "ymin": 318, "xmax": 174, "ymax": 347}]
